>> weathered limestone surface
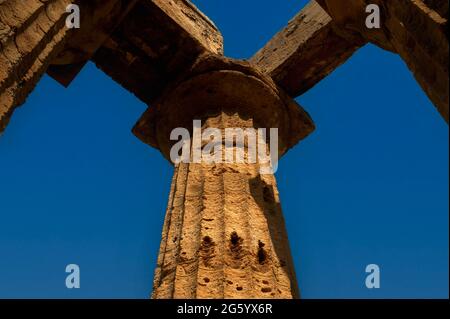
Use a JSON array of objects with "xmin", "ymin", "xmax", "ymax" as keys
[
  {"xmin": 134, "ymin": 55, "xmax": 314, "ymax": 298},
  {"xmin": 0, "ymin": 0, "xmax": 73, "ymax": 133},
  {"xmin": 250, "ymin": 1, "xmax": 366, "ymax": 98},
  {"xmin": 316, "ymin": 0, "xmax": 449, "ymax": 122}
]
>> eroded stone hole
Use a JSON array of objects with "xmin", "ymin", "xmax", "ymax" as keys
[
  {"xmin": 202, "ymin": 236, "xmax": 213, "ymax": 246},
  {"xmin": 228, "ymin": 232, "xmax": 244, "ymax": 268},
  {"xmin": 230, "ymin": 231, "xmax": 240, "ymax": 246},
  {"xmin": 261, "ymin": 287, "xmax": 272, "ymax": 293},
  {"xmin": 257, "ymin": 240, "xmax": 268, "ymax": 264},
  {"xmin": 229, "ymin": 231, "xmax": 243, "ymax": 254},
  {"xmin": 200, "ymin": 236, "xmax": 216, "ymax": 266}
]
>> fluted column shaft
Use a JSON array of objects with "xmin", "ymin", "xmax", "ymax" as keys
[{"xmin": 152, "ymin": 112, "xmax": 298, "ymax": 299}]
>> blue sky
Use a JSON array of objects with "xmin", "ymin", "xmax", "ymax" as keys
[{"xmin": 0, "ymin": 0, "xmax": 448, "ymax": 298}]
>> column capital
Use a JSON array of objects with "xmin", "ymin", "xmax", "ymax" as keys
[{"xmin": 133, "ymin": 54, "xmax": 315, "ymax": 162}]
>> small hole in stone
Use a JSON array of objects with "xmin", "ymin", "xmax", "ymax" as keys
[
  {"xmin": 203, "ymin": 236, "xmax": 212, "ymax": 244},
  {"xmin": 203, "ymin": 277, "xmax": 210, "ymax": 283},
  {"xmin": 261, "ymin": 288, "xmax": 272, "ymax": 293},
  {"xmin": 230, "ymin": 232, "xmax": 240, "ymax": 246},
  {"xmin": 257, "ymin": 241, "xmax": 268, "ymax": 264},
  {"xmin": 236, "ymin": 286, "xmax": 243, "ymax": 291},
  {"xmin": 262, "ymin": 280, "xmax": 269, "ymax": 285},
  {"xmin": 227, "ymin": 280, "xmax": 233, "ymax": 285}
]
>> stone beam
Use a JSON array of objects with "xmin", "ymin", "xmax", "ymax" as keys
[
  {"xmin": 316, "ymin": 0, "xmax": 449, "ymax": 122},
  {"xmin": 0, "ymin": 0, "xmax": 73, "ymax": 133},
  {"xmin": 250, "ymin": 1, "xmax": 366, "ymax": 98},
  {"xmin": 92, "ymin": 0, "xmax": 224, "ymax": 105}
]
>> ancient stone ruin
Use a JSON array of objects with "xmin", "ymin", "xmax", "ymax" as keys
[{"xmin": 0, "ymin": 0, "xmax": 448, "ymax": 298}]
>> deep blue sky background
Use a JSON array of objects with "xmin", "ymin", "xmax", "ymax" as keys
[{"xmin": 0, "ymin": 0, "xmax": 448, "ymax": 298}]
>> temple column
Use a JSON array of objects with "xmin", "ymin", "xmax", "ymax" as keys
[{"xmin": 133, "ymin": 54, "xmax": 315, "ymax": 299}]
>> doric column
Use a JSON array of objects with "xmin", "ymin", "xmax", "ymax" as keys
[{"xmin": 133, "ymin": 54, "xmax": 315, "ymax": 299}]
